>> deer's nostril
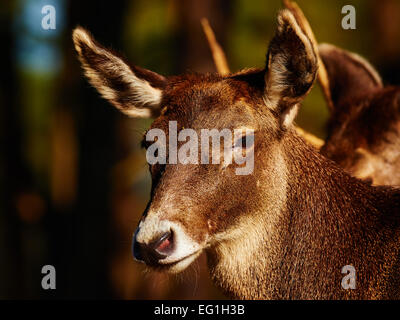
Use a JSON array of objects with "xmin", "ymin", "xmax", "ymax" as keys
[
  {"xmin": 153, "ymin": 231, "xmax": 173, "ymax": 255},
  {"xmin": 133, "ymin": 230, "xmax": 174, "ymax": 265}
]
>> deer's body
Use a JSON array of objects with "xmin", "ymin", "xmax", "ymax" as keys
[
  {"xmin": 73, "ymin": 9, "xmax": 400, "ymax": 299},
  {"xmin": 208, "ymin": 131, "xmax": 400, "ymax": 299}
]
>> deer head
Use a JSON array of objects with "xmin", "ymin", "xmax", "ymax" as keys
[
  {"xmin": 73, "ymin": 9, "xmax": 317, "ymax": 275},
  {"xmin": 319, "ymin": 44, "xmax": 400, "ymax": 185}
]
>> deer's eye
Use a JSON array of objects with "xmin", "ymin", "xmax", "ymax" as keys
[{"xmin": 234, "ymin": 134, "xmax": 254, "ymax": 150}]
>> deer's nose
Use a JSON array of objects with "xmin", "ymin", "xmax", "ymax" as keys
[
  {"xmin": 132, "ymin": 229, "xmax": 174, "ymax": 264},
  {"xmin": 132, "ymin": 227, "xmax": 143, "ymax": 261}
]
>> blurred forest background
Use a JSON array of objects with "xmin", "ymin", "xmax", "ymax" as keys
[{"xmin": 1, "ymin": 0, "xmax": 400, "ymax": 299}]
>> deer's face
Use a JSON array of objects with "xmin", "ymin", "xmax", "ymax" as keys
[
  {"xmin": 132, "ymin": 74, "xmax": 278, "ymax": 272},
  {"xmin": 73, "ymin": 10, "xmax": 317, "ymax": 272}
]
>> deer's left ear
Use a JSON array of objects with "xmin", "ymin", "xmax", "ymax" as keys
[
  {"xmin": 264, "ymin": 10, "xmax": 317, "ymax": 127},
  {"xmin": 73, "ymin": 27, "xmax": 166, "ymax": 118}
]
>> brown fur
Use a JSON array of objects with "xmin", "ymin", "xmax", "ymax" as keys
[
  {"xmin": 73, "ymin": 10, "xmax": 400, "ymax": 299},
  {"xmin": 319, "ymin": 44, "xmax": 400, "ymax": 186}
]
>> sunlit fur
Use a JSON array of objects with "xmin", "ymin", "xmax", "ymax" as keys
[
  {"xmin": 73, "ymin": 27, "xmax": 164, "ymax": 118},
  {"xmin": 74, "ymin": 10, "xmax": 400, "ymax": 299}
]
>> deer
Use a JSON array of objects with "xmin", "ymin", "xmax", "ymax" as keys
[
  {"xmin": 282, "ymin": 0, "xmax": 400, "ymax": 186},
  {"xmin": 73, "ymin": 9, "xmax": 400, "ymax": 299},
  {"xmin": 318, "ymin": 44, "xmax": 400, "ymax": 186}
]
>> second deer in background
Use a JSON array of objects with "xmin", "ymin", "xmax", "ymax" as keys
[
  {"xmin": 285, "ymin": 0, "xmax": 400, "ymax": 186},
  {"xmin": 319, "ymin": 44, "xmax": 400, "ymax": 186}
]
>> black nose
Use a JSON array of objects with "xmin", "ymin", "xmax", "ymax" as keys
[
  {"xmin": 132, "ymin": 227, "xmax": 143, "ymax": 261},
  {"xmin": 132, "ymin": 229, "xmax": 174, "ymax": 265}
]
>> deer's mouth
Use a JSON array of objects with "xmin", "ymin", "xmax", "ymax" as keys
[{"xmin": 156, "ymin": 249, "xmax": 202, "ymax": 273}]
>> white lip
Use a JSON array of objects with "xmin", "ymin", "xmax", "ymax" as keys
[
  {"xmin": 159, "ymin": 250, "xmax": 202, "ymax": 273},
  {"xmin": 159, "ymin": 249, "xmax": 200, "ymax": 265}
]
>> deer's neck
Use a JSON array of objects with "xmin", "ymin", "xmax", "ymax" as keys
[{"xmin": 207, "ymin": 133, "xmax": 400, "ymax": 299}]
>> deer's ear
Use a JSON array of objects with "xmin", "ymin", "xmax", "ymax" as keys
[
  {"xmin": 72, "ymin": 27, "xmax": 166, "ymax": 118},
  {"xmin": 264, "ymin": 10, "xmax": 317, "ymax": 127},
  {"xmin": 318, "ymin": 43, "xmax": 382, "ymax": 109}
]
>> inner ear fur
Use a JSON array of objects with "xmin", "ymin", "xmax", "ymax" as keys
[{"xmin": 73, "ymin": 26, "xmax": 166, "ymax": 118}]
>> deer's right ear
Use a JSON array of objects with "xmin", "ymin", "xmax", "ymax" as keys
[
  {"xmin": 318, "ymin": 43, "xmax": 383, "ymax": 109},
  {"xmin": 72, "ymin": 27, "xmax": 166, "ymax": 118},
  {"xmin": 264, "ymin": 10, "xmax": 318, "ymax": 128}
]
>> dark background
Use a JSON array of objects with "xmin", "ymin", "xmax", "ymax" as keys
[{"xmin": 1, "ymin": 0, "xmax": 400, "ymax": 299}]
